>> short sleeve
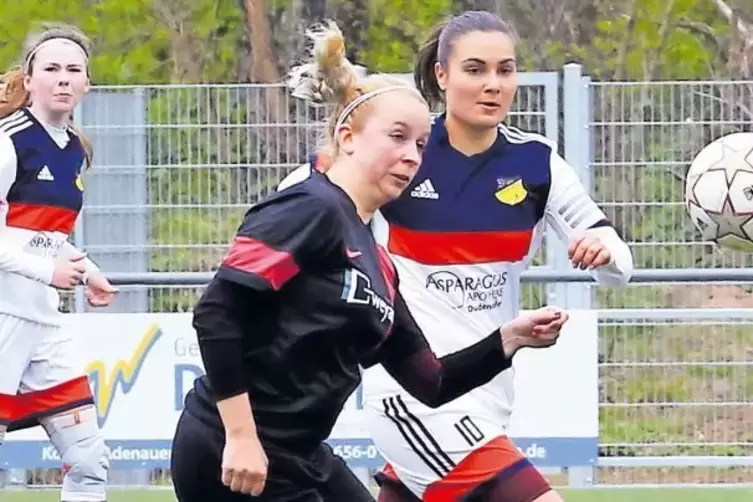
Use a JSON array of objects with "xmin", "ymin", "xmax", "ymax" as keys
[{"xmin": 216, "ymin": 188, "xmax": 342, "ymax": 291}]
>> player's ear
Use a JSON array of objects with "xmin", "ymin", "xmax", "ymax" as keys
[
  {"xmin": 434, "ymin": 61, "xmax": 448, "ymax": 93},
  {"xmin": 23, "ymin": 73, "xmax": 33, "ymax": 93},
  {"xmin": 335, "ymin": 124, "xmax": 356, "ymax": 156}
]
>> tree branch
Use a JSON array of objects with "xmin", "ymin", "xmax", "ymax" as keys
[
  {"xmin": 712, "ymin": 0, "xmax": 752, "ymax": 39},
  {"xmin": 614, "ymin": 0, "xmax": 639, "ymax": 80},
  {"xmin": 645, "ymin": 0, "xmax": 676, "ymax": 81}
]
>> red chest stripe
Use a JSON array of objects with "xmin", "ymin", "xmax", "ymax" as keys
[
  {"xmin": 387, "ymin": 224, "xmax": 534, "ymax": 265},
  {"xmin": 6, "ymin": 203, "xmax": 78, "ymax": 234}
]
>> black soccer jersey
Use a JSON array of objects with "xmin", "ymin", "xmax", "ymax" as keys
[{"xmin": 185, "ymin": 172, "xmax": 513, "ymax": 454}]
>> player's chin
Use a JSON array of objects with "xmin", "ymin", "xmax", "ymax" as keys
[
  {"xmin": 383, "ymin": 174, "xmax": 411, "ymax": 199},
  {"xmin": 48, "ymin": 99, "xmax": 78, "ymax": 114},
  {"xmin": 467, "ymin": 110, "xmax": 505, "ymax": 129}
]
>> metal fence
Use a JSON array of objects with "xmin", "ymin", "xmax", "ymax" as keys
[{"xmin": 5, "ymin": 64, "xmax": 753, "ymax": 491}]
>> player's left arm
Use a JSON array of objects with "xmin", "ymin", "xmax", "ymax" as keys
[
  {"xmin": 372, "ymin": 291, "xmax": 514, "ymax": 408},
  {"xmin": 544, "ymin": 149, "xmax": 634, "ymax": 286},
  {"xmin": 372, "ymin": 286, "xmax": 566, "ymax": 408}
]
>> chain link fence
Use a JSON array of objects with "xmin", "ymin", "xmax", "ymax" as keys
[{"xmin": 5, "ymin": 71, "xmax": 753, "ymax": 493}]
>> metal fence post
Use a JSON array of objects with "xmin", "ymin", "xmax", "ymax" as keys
[{"xmin": 558, "ymin": 63, "xmax": 596, "ymax": 488}]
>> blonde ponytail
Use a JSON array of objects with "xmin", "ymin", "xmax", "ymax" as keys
[
  {"xmin": 287, "ymin": 20, "xmax": 419, "ymax": 159},
  {"xmin": 286, "ymin": 21, "xmax": 366, "ymax": 107}
]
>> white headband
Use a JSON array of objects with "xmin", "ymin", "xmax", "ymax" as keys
[
  {"xmin": 24, "ymin": 38, "xmax": 89, "ymax": 73},
  {"xmin": 334, "ymin": 86, "xmax": 425, "ymax": 133}
]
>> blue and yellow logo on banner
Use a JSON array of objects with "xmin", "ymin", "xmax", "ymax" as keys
[{"xmin": 85, "ymin": 324, "xmax": 163, "ymax": 428}]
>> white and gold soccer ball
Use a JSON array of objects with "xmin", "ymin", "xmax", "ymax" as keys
[{"xmin": 685, "ymin": 132, "xmax": 753, "ymax": 251}]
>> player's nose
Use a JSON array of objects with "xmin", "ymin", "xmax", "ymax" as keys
[{"xmin": 401, "ymin": 142, "xmax": 421, "ymax": 165}]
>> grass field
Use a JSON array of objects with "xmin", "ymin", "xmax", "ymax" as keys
[{"xmin": 2, "ymin": 488, "xmax": 753, "ymax": 501}]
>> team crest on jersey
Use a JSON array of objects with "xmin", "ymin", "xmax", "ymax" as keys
[
  {"xmin": 75, "ymin": 172, "xmax": 84, "ymax": 191},
  {"xmin": 495, "ymin": 177, "xmax": 527, "ymax": 205}
]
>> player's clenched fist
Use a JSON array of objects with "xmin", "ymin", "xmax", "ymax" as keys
[
  {"xmin": 221, "ymin": 426, "xmax": 268, "ymax": 495},
  {"xmin": 499, "ymin": 307, "xmax": 569, "ymax": 356},
  {"xmin": 569, "ymin": 231, "xmax": 612, "ymax": 270}
]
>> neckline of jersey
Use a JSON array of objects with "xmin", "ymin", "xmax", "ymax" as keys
[
  {"xmin": 22, "ymin": 107, "xmax": 76, "ymax": 152},
  {"xmin": 432, "ymin": 113, "xmax": 507, "ymax": 160}
]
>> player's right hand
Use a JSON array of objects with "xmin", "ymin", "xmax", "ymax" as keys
[
  {"xmin": 51, "ymin": 252, "xmax": 87, "ymax": 289},
  {"xmin": 499, "ymin": 307, "xmax": 569, "ymax": 356},
  {"xmin": 221, "ymin": 426, "xmax": 268, "ymax": 496}
]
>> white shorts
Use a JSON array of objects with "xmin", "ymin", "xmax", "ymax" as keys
[
  {"xmin": 0, "ymin": 313, "xmax": 92, "ymax": 428},
  {"xmin": 364, "ymin": 392, "xmax": 551, "ymax": 501}
]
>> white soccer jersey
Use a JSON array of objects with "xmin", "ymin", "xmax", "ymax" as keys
[
  {"xmin": 0, "ymin": 108, "xmax": 96, "ymax": 326},
  {"xmin": 279, "ymin": 116, "xmax": 633, "ymax": 423}
]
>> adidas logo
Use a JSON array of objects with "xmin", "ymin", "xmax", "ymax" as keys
[
  {"xmin": 410, "ymin": 179, "xmax": 439, "ymax": 200},
  {"xmin": 37, "ymin": 166, "xmax": 54, "ymax": 181}
]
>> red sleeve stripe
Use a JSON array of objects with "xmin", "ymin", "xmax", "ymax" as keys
[
  {"xmin": 222, "ymin": 235, "xmax": 300, "ymax": 290},
  {"xmin": 6, "ymin": 203, "xmax": 78, "ymax": 234},
  {"xmin": 387, "ymin": 224, "xmax": 533, "ymax": 265},
  {"xmin": 376, "ymin": 245, "xmax": 397, "ymax": 301}
]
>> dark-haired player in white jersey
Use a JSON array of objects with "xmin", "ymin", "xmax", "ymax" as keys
[
  {"xmin": 280, "ymin": 11, "xmax": 634, "ymax": 502},
  {"xmin": 0, "ymin": 24, "xmax": 117, "ymax": 502},
  {"xmin": 171, "ymin": 22, "xmax": 568, "ymax": 502}
]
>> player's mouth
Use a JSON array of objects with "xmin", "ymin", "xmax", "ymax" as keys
[
  {"xmin": 478, "ymin": 101, "xmax": 501, "ymax": 111},
  {"xmin": 390, "ymin": 173, "xmax": 411, "ymax": 186}
]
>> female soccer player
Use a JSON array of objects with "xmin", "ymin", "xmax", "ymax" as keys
[
  {"xmin": 281, "ymin": 11, "xmax": 634, "ymax": 502},
  {"xmin": 170, "ymin": 22, "xmax": 569, "ymax": 502},
  {"xmin": 0, "ymin": 24, "xmax": 116, "ymax": 502},
  {"xmin": 365, "ymin": 11, "xmax": 634, "ymax": 502}
]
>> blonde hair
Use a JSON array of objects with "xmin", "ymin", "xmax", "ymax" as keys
[
  {"xmin": 0, "ymin": 23, "xmax": 93, "ymax": 168},
  {"xmin": 287, "ymin": 21, "xmax": 423, "ymax": 163}
]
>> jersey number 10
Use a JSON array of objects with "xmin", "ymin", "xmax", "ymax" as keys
[{"xmin": 454, "ymin": 415, "xmax": 485, "ymax": 446}]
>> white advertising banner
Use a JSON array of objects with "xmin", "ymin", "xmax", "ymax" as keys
[{"xmin": 2, "ymin": 311, "xmax": 598, "ymax": 469}]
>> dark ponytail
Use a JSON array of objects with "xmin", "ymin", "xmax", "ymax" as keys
[{"xmin": 413, "ymin": 20, "xmax": 447, "ymax": 109}]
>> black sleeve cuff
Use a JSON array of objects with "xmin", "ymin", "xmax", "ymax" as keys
[{"xmin": 473, "ymin": 329, "xmax": 512, "ymax": 372}]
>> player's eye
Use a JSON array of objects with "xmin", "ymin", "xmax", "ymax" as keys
[{"xmin": 390, "ymin": 131, "xmax": 406, "ymax": 142}]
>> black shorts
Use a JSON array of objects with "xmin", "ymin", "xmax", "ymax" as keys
[{"xmin": 170, "ymin": 410, "xmax": 374, "ymax": 501}]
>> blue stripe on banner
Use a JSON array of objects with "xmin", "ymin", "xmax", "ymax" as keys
[{"xmin": 0, "ymin": 437, "xmax": 597, "ymax": 470}]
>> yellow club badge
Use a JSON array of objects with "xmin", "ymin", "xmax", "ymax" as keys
[
  {"xmin": 495, "ymin": 178, "xmax": 527, "ymax": 205},
  {"xmin": 75, "ymin": 172, "xmax": 84, "ymax": 191}
]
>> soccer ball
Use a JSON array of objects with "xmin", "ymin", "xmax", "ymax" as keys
[{"xmin": 685, "ymin": 132, "xmax": 753, "ymax": 251}]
